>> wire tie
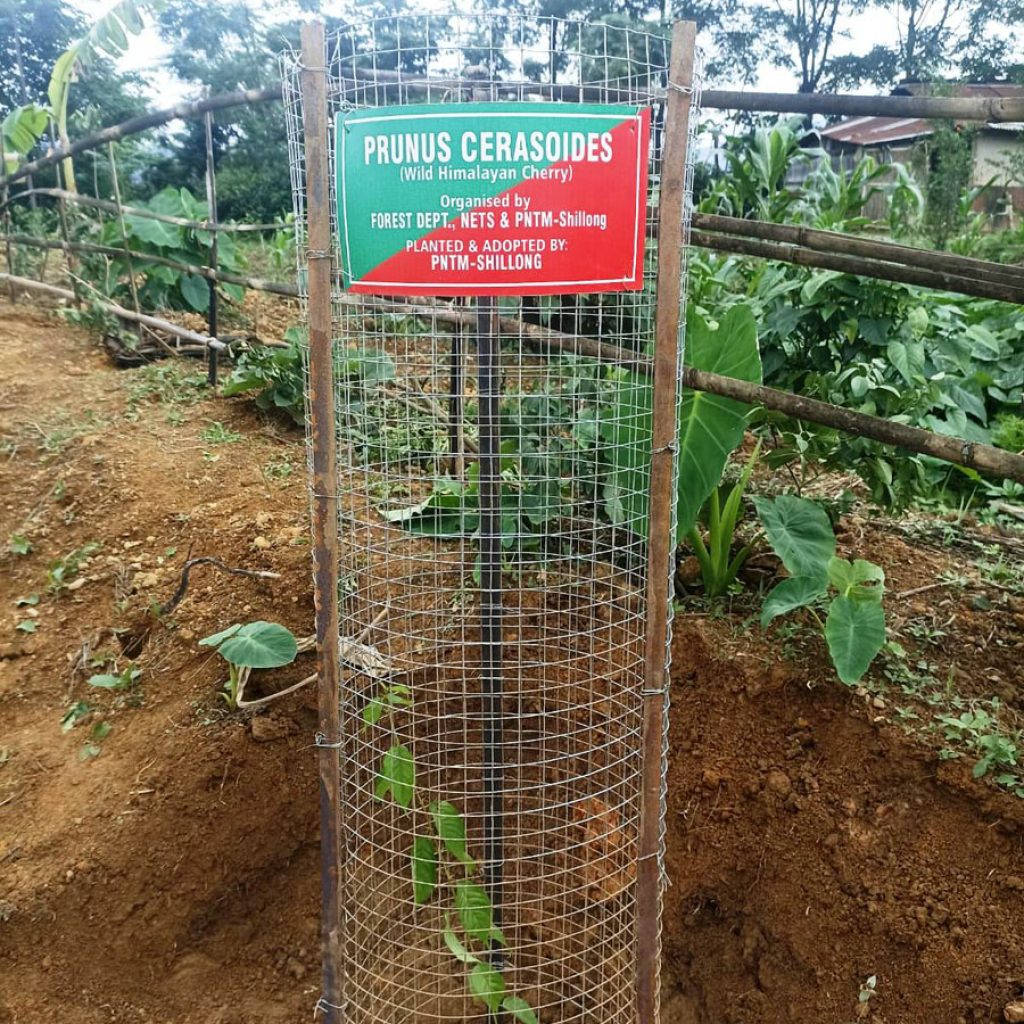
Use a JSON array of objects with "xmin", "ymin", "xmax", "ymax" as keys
[
  {"xmin": 960, "ymin": 440, "xmax": 975, "ymax": 465},
  {"xmin": 652, "ymin": 441, "xmax": 678, "ymax": 455},
  {"xmin": 306, "ymin": 248, "xmax": 332, "ymax": 261},
  {"xmin": 301, "ymin": 64, "xmax": 330, "ymax": 73},
  {"xmin": 313, "ymin": 996, "xmax": 345, "ymax": 1018},
  {"xmin": 314, "ymin": 732, "xmax": 343, "ymax": 749},
  {"xmin": 641, "ymin": 687, "xmax": 667, "ymax": 696},
  {"xmin": 667, "ymin": 80, "xmax": 694, "ymax": 95}
]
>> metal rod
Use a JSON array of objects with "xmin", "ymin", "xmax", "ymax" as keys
[
  {"xmin": 476, "ymin": 294, "xmax": 505, "ymax": 998},
  {"xmin": 637, "ymin": 20, "xmax": 695, "ymax": 1024},
  {"xmin": 107, "ymin": 142, "xmax": 140, "ymax": 316},
  {"xmin": 300, "ymin": 21, "xmax": 344, "ymax": 1024},
  {"xmin": 449, "ymin": 302, "xmax": 466, "ymax": 477},
  {"xmin": 204, "ymin": 110, "xmax": 220, "ymax": 384}
]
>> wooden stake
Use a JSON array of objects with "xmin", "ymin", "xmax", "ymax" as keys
[
  {"xmin": 300, "ymin": 21, "xmax": 344, "ymax": 1024},
  {"xmin": 107, "ymin": 142, "xmax": 140, "ymax": 316},
  {"xmin": 637, "ymin": 20, "xmax": 695, "ymax": 1024}
]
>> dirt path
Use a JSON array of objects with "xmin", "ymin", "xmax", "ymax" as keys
[{"xmin": 0, "ymin": 302, "xmax": 1022, "ymax": 1024}]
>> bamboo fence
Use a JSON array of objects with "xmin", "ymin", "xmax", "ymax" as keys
[{"xmin": 1, "ymin": 74, "xmax": 1023, "ymax": 484}]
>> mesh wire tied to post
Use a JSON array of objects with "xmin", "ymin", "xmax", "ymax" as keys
[
  {"xmin": 313, "ymin": 996, "xmax": 345, "ymax": 1019},
  {"xmin": 313, "ymin": 732, "xmax": 343, "ymax": 749},
  {"xmin": 668, "ymin": 81, "xmax": 694, "ymax": 95},
  {"xmin": 306, "ymin": 248, "xmax": 332, "ymax": 261},
  {"xmin": 652, "ymin": 440, "xmax": 679, "ymax": 455}
]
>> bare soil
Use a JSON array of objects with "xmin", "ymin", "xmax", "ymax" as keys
[{"xmin": 1, "ymin": 301, "xmax": 1022, "ymax": 1024}]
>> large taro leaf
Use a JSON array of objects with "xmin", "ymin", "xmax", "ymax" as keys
[
  {"xmin": 602, "ymin": 303, "xmax": 762, "ymax": 544},
  {"xmin": 676, "ymin": 304, "xmax": 762, "ymax": 540},
  {"xmin": 212, "ymin": 621, "xmax": 298, "ymax": 669},
  {"xmin": 825, "ymin": 595, "xmax": 886, "ymax": 684}
]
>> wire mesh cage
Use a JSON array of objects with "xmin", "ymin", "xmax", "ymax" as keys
[{"xmin": 283, "ymin": 15, "xmax": 700, "ymax": 1023}]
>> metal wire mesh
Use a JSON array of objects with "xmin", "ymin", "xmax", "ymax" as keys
[{"xmin": 283, "ymin": 15, "xmax": 701, "ymax": 1022}]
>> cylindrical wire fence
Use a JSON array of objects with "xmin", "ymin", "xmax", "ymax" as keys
[{"xmin": 285, "ymin": 14, "xmax": 699, "ymax": 1022}]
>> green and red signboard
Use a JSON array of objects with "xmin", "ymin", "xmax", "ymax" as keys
[{"xmin": 336, "ymin": 102, "xmax": 650, "ymax": 296}]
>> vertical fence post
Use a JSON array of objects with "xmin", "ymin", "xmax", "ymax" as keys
[
  {"xmin": 0, "ymin": 136, "xmax": 16, "ymax": 303},
  {"xmin": 107, "ymin": 142, "xmax": 140, "ymax": 317},
  {"xmin": 636, "ymin": 19, "xmax": 696, "ymax": 1024},
  {"xmin": 300, "ymin": 21, "xmax": 344, "ymax": 1024},
  {"xmin": 50, "ymin": 117, "xmax": 80, "ymax": 307},
  {"xmin": 204, "ymin": 109, "xmax": 220, "ymax": 382}
]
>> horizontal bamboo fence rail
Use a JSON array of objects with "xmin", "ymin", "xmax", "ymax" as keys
[
  {"xmin": 0, "ymin": 271, "xmax": 225, "ymax": 350},
  {"xmin": 3, "ymin": 80, "xmax": 1024, "ymax": 193},
  {"xmin": 0, "ymin": 188, "xmax": 280, "ymax": 232},
  {"xmin": 1, "ymin": 233, "xmax": 297, "ymax": 296}
]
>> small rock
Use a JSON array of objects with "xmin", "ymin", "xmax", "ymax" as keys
[
  {"xmin": 66, "ymin": 577, "xmax": 87, "ymax": 592},
  {"xmin": 1004, "ymin": 876, "xmax": 1024, "ymax": 892},
  {"xmin": 701, "ymin": 768, "xmax": 722, "ymax": 789},
  {"xmin": 1004, "ymin": 1000, "xmax": 1024, "ymax": 1023},
  {"xmin": 285, "ymin": 956, "xmax": 306, "ymax": 981},
  {"xmin": 255, "ymin": 512, "xmax": 273, "ymax": 529},
  {"xmin": 136, "ymin": 572, "xmax": 159, "ymax": 588},
  {"xmin": 766, "ymin": 770, "xmax": 791, "ymax": 797},
  {"xmin": 253, "ymin": 536, "xmax": 271, "ymax": 550}
]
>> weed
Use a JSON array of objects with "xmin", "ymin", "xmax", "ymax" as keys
[
  {"xmin": 262, "ymin": 457, "xmax": 294, "ymax": 481},
  {"xmin": 15, "ymin": 620, "xmax": 37, "ymax": 633},
  {"xmin": 200, "ymin": 421, "xmax": 243, "ymax": 445},
  {"xmin": 47, "ymin": 541, "xmax": 101, "ymax": 593},
  {"xmin": 80, "ymin": 720, "xmax": 112, "ymax": 760},
  {"xmin": 937, "ymin": 706, "xmax": 1023, "ymax": 793},
  {"xmin": 88, "ymin": 666, "xmax": 142, "ymax": 692},
  {"xmin": 61, "ymin": 701, "xmax": 93, "ymax": 733},
  {"xmin": 8, "ymin": 533, "xmax": 31, "ymax": 555},
  {"xmin": 124, "ymin": 362, "xmax": 205, "ymax": 411},
  {"xmin": 14, "ymin": 594, "xmax": 39, "ymax": 607}
]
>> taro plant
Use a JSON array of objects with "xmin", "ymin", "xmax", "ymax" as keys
[
  {"xmin": 199, "ymin": 621, "xmax": 298, "ymax": 709},
  {"xmin": 686, "ymin": 441, "xmax": 761, "ymax": 598},
  {"xmin": 755, "ymin": 494, "xmax": 886, "ymax": 684}
]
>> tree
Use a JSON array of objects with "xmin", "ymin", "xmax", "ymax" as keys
[
  {"xmin": 0, "ymin": 0, "xmax": 82, "ymax": 116},
  {"xmin": 769, "ymin": 0, "xmax": 868, "ymax": 92}
]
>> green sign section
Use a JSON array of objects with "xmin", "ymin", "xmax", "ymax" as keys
[{"xmin": 336, "ymin": 101, "xmax": 647, "ymax": 294}]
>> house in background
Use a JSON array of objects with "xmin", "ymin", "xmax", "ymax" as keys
[{"xmin": 817, "ymin": 83, "xmax": 1024, "ymax": 225}]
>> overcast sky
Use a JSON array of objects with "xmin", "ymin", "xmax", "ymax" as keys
[{"xmin": 70, "ymin": 0, "xmax": 912, "ymax": 100}]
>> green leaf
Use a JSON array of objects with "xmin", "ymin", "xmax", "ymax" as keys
[
  {"xmin": 214, "ymin": 622, "xmax": 298, "ymax": 669},
  {"xmin": 429, "ymin": 801, "xmax": 475, "ymax": 867},
  {"xmin": 376, "ymin": 744, "xmax": 415, "ymax": 808},
  {"xmin": 16, "ymin": 620, "xmax": 37, "ymax": 633},
  {"xmin": 826, "ymin": 557, "xmax": 885, "ymax": 602},
  {"xmin": 677, "ymin": 305, "xmax": 763, "ymax": 539},
  {"xmin": 455, "ymin": 881, "xmax": 505, "ymax": 946},
  {"xmin": 198, "ymin": 623, "xmax": 242, "ymax": 647},
  {"xmin": 442, "ymin": 920, "xmax": 479, "ymax": 964},
  {"xmin": 753, "ymin": 495, "xmax": 835, "ymax": 580},
  {"xmin": 180, "ymin": 273, "xmax": 210, "ymax": 312},
  {"xmin": 468, "ymin": 962, "xmax": 506, "ymax": 1013},
  {"xmin": 602, "ymin": 304, "xmax": 762, "ymax": 543},
  {"xmin": 8, "ymin": 534, "xmax": 31, "ymax": 555},
  {"xmin": 88, "ymin": 673, "xmax": 122, "ymax": 689},
  {"xmin": 825, "ymin": 595, "xmax": 886, "ymax": 684},
  {"xmin": 90, "ymin": 721, "xmax": 112, "ymax": 742},
  {"xmin": 503, "ymin": 996, "xmax": 540, "ymax": 1024},
  {"xmin": 760, "ymin": 575, "xmax": 828, "ymax": 626},
  {"xmin": 411, "ymin": 836, "xmax": 437, "ymax": 904},
  {"xmin": 15, "ymin": 594, "xmax": 39, "ymax": 607}
]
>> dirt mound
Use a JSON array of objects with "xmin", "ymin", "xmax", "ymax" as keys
[{"xmin": 1, "ymin": 301, "xmax": 1022, "ymax": 1024}]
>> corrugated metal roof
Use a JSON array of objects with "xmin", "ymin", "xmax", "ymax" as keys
[
  {"xmin": 821, "ymin": 116, "xmax": 932, "ymax": 145},
  {"xmin": 821, "ymin": 83, "xmax": 1024, "ymax": 146}
]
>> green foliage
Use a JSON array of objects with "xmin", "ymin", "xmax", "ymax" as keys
[
  {"xmin": 92, "ymin": 186, "xmax": 245, "ymax": 312},
  {"xmin": 88, "ymin": 666, "xmax": 142, "ymax": 691},
  {"xmin": 755, "ymin": 495, "xmax": 886, "ymax": 684},
  {"xmin": 921, "ymin": 125, "xmax": 976, "ymax": 250},
  {"xmin": 223, "ymin": 330, "xmax": 305, "ymax": 425},
  {"xmin": 687, "ymin": 442, "xmax": 760, "ymax": 598},
  {"xmin": 8, "ymin": 533, "xmax": 32, "ymax": 555},
  {"xmin": 199, "ymin": 621, "xmax": 298, "ymax": 670},
  {"xmin": 47, "ymin": 541, "xmax": 101, "ymax": 593},
  {"xmin": 939, "ymin": 708, "xmax": 1023, "ymax": 795},
  {"xmin": 994, "ymin": 414, "xmax": 1024, "ymax": 454}
]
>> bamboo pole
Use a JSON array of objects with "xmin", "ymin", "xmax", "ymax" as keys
[
  {"xmin": 4, "ymin": 77, "xmax": 1024, "ymax": 194},
  {"xmin": 694, "ymin": 212, "xmax": 1024, "ymax": 290},
  {"xmin": 637, "ymin": 20, "xmax": 695, "ymax": 1024},
  {"xmin": 690, "ymin": 228, "xmax": 1024, "ymax": 305},
  {"xmin": 0, "ymin": 234, "xmax": 298, "ymax": 296},
  {"xmin": 299, "ymin": 21, "xmax": 344, "ymax": 1024},
  {"xmin": 0, "ymin": 272, "xmax": 226, "ymax": 349},
  {"xmin": 107, "ymin": 143, "xmax": 140, "ymax": 315},
  {"xmin": 204, "ymin": 110, "xmax": 220, "ymax": 384},
  {"xmin": 0, "ymin": 187, "xmax": 279, "ymax": 232},
  {"xmin": 0, "ymin": 135, "xmax": 15, "ymax": 303}
]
